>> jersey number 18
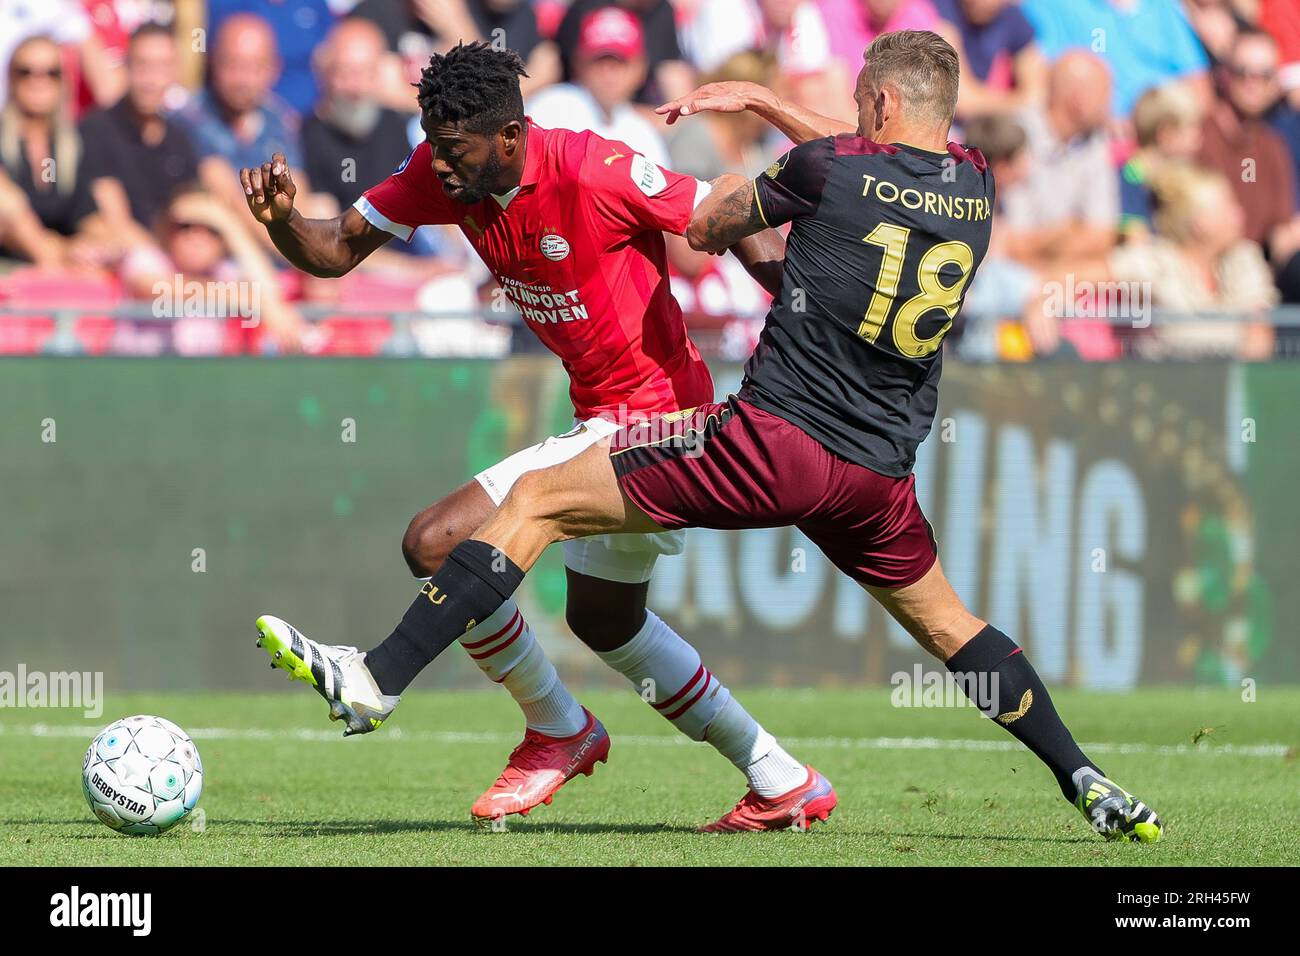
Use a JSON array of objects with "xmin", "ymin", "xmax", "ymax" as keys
[{"xmin": 859, "ymin": 222, "xmax": 975, "ymax": 358}]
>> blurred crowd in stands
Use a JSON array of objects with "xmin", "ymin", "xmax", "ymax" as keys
[{"xmin": 0, "ymin": 0, "xmax": 1298, "ymax": 359}]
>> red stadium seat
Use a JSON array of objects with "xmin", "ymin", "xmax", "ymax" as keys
[
  {"xmin": 334, "ymin": 271, "xmax": 424, "ymax": 309},
  {"xmin": 310, "ymin": 315, "xmax": 395, "ymax": 356},
  {"xmin": 0, "ymin": 314, "xmax": 57, "ymax": 354},
  {"xmin": 72, "ymin": 315, "xmax": 119, "ymax": 355},
  {"xmin": 0, "ymin": 268, "xmax": 122, "ymax": 308}
]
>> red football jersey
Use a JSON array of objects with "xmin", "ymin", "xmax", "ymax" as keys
[{"xmin": 355, "ymin": 120, "xmax": 715, "ymax": 419}]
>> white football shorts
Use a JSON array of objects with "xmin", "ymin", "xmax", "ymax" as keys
[{"xmin": 473, "ymin": 416, "xmax": 686, "ymax": 584}]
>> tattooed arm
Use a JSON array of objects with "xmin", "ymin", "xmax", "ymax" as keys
[{"xmin": 687, "ymin": 174, "xmax": 767, "ymax": 254}]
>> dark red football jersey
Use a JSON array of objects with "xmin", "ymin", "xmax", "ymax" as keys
[{"xmin": 355, "ymin": 120, "xmax": 714, "ymax": 419}]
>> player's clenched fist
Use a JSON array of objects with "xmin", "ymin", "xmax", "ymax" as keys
[{"xmin": 239, "ymin": 151, "xmax": 296, "ymax": 225}]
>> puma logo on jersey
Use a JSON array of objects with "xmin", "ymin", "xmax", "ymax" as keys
[
  {"xmin": 463, "ymin": 214, "xmax": 484, "ymax": 236},
  {"xmin": 604, "ymin": 149, "xmax": 627, "ymax": 166},
  {"xmin": 996, "ymin": 689, "xmax": 1033, "ymax": 725}
]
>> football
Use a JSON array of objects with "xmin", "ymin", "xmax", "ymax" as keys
[{"xmin": 81, "ymin": 716, "xmax": 203, "ymax": 835}]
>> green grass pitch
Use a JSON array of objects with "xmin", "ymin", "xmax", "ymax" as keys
[{"xmin": 2, "ymin": 687, "xmax": 1296, "ymax": 866}]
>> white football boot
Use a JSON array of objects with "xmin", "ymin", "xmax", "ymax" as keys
[{"xmin": 254, "ymin": 614, "xmax": 399, "ymax": 736}]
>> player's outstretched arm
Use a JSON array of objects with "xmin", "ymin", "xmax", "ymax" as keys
[
  {"xmin": 687, "ymin": 173, "xmax": 766, "ymax": 254},
  {"xmin": 239, "ymin": 152, "xmax": 391, "ymax": 278},
  {"xmin": 657, "ymin": 82, "xmax": 854, "ymax": 145}
]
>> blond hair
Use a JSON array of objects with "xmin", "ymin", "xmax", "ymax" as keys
[
  {"xmin": 1148, "ymin": 163, "xmax": 1231, "ymax": 244},
  {"xmin": 703, "ymin": 49, "xmax": 777, "ymax": 88},
  {"xmin": 1, "ymin": 36, "xmax": 80, "ymax": 198},
  {"xmin": 1133, "ymin": 83, "xmax": 1202, "ymax": 149},
  {"xmin": 863, "ymin": 30, "xmax": 960, "ymax": 124}
]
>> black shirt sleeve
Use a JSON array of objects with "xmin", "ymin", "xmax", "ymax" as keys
[{"xmin": 753, "ymin": 137, "xmax": 834, "ymax": 228}]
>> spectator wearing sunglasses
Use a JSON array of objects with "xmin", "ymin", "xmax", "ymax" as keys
[
  {"xmin": 0, "ymin": 0, "xmax": 94, "ymax": 107},
  {"xmin": 0, "ymin": 35, "xmax": 106, "ymax": 267},
  {"xmin": 1198, "ymin": 27, "xmax": 1300, "ymax": 301}
]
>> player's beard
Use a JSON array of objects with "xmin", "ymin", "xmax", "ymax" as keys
[{"xmin": 453, "ymin": 147, "xmax": 504, "ymax": 205}]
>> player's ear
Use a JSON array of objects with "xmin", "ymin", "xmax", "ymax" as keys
[
  {"xmin": 500, "ymin": 120, "xmax": 525, "ymax": 158},
  {"xmin": 874, "ymin": 87, "xmax": 893, "ymax": 134}
]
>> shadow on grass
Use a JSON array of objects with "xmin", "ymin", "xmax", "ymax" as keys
[
  {"xmin": 860, "ymin": 827, "xmax": 1094, "ymax": 845},
  {"xmin": 5, "ymin": 819, "xmax": 1095, "ymax": 844},
  {"xmin": 221, "ymin": 819, "xmax": 703, "ymax": 837}
]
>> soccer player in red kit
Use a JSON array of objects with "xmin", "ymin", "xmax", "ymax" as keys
[{"xmin": 240, "ymin": 41, "xmax": 833, "ymax": 831}]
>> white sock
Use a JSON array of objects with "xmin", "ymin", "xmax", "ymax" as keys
[
  {"xmin": 460, "ymin": 599, "xmax": 587, "ymax": 738},
  {"xmin": 707, "ymin": 697, "xmax": 809, "ymax": 798},
  {"xmin": 596, "ymin": 610, "xmax": 807, "ymax": 797}
]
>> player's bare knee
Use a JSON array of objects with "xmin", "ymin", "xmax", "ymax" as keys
[{"xmin": 401, "ymin": 511, "xmax": 455, "ymax": 577}]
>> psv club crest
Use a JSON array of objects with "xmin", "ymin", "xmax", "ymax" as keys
[{"xmin": 539, "ymin": 234, "xmax": 570, "ymax": 261}]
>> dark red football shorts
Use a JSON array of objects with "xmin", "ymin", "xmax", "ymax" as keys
[{"xmin": 609, "ymin": 397, "xmax": 937, "ymax": 588}]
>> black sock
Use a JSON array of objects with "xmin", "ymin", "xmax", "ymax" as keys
[
  {"xmin": 946, "ymin": 625, "xmax": 1099, "ymax": 801},
  {"xmin": 365, "ymin": 539, "xmax": 525, "ymax": 695}
]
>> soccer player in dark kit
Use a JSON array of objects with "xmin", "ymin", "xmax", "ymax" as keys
[
  {"xmin": 329, "ymin": 30, "xmax": 1164, "ymax": 841},
  {"xmin": 240, "ymin": 41, "xmax": 831, "ymax": 831}
]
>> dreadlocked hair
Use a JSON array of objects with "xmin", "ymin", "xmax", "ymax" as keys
[{"xmin": 416, "ymin": 41, "xmax": 528, "ymax": 134}]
